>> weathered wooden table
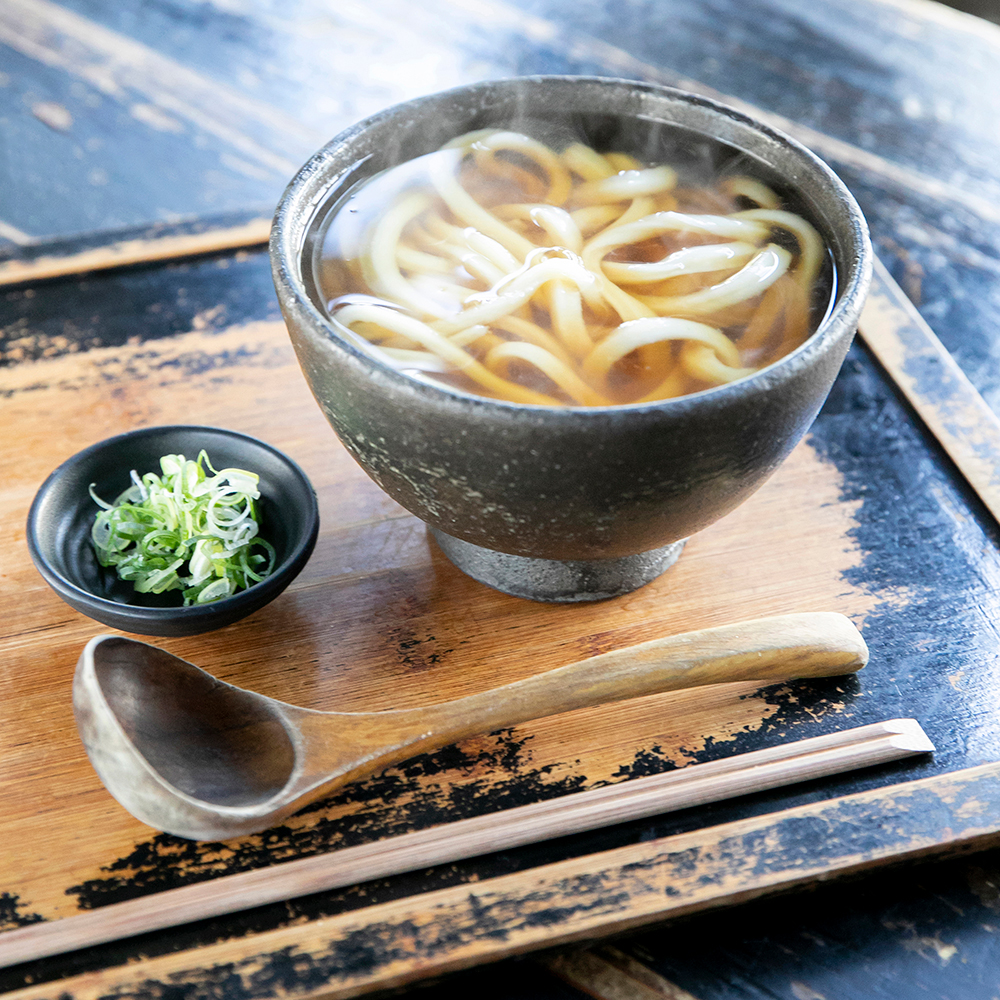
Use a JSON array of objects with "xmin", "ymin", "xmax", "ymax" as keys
[{"xmin": 3, "ymin": 0, "xmax": 1000, "ymax": 997}]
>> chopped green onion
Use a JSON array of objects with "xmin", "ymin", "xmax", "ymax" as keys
[{"xmin": 90, "ymin": 450, "xmax": 275, "ymax": 606}]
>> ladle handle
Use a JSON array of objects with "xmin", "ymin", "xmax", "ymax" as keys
[{"xmin": 401, "ymin": 612, "xmax": 866, "ymax": 748}]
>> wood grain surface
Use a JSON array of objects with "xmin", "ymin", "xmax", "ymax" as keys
[
  {"xmin": 3, "ymin": 0, "xmax": 1000, "ymax": 996},
  {"xmin": 0, "ymin": 310, "xmax": 880, "ymax": 921},
  {"xmin": 859, "ymin": 257, "xmax": 1000, "ymax": 527},
  {"xmin": 1, "ymin": 719, "xmax": 930, "ymax": 968},
  {"xmin": 3, "ymin": 252, "xmax": 1000, "ymax": 993},
  {"xmin": 7, "ymin": 759, "xmax": 1000, "ymax": 1000}
]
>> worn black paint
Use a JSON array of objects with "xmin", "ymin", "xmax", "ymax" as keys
[
  {"xmin": 4, "ymin": 328, "xmax": 1000, "ymax": 992},
  {"xmin": 630, "ymin": 849, "xmax": 1000, "ymax": 999},
  {"xmin": 0, "ymin": 210, "xmax": 269, "ymax": 272},
  {"xmin": 65, "ymin": 730, "xmax": 586, "ymax": 907},
  {"xmin": 0, "ymin": 894, "xmax": 43, "ymax": 932},
  {"xmin": 12, "ymin": 767, "xmax": 1000, "ymax": 998},
  {"xmin": 0, "ymin": 247, "xmax": 279, "ymax": 372},
  {"xmin": 443, "ymin": 848, "xmax": 1000, "ymax": 1000},
  {"xmin": 829, "ymin": 164, "xmax": 1000, "ymax": 396},
  {"xmin": 4, "ymin": 0, "xmax": 1000, "ymax": 997},
  {"xmin": 0, "ymin": 732, "xmax": 591, "ymax": 987}
]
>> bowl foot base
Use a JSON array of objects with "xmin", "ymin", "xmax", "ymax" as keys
[{"xmin": 429, "ymin": 529, "xmax": 686, "ymax": 602}]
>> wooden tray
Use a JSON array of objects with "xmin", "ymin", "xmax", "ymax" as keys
[{"xmin": 3, "ymin": 247, "xmax": 1000, "ymax": 997}]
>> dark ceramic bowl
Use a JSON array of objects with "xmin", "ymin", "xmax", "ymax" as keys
[
  {"xmin": 27, "ymin": 426, "xmax": 319, "ymax": 636},
  {"xmin": 271, "ymin": 76, "xmax": 872, "ymax": 602}
]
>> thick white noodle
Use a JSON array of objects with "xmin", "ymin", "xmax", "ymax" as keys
[
  {"xmin": 337, "ymin": 132, "xmax": 823, "ymax": 406},
  {"xmin": 602, "ymin": 241, "xmax": 759, "ymax": 285},
  {"xmin": 591, "ymin": 196, "xmax": 656, "ymax": 236},
  {"xmin": 448, "ymin": 324, "xmax": 492, "ymax": 347},
  {"xmin": 640, "ymin": 245, "xmax": 792, "ymax": 316},
  {"xmin": 547, "ymin": 281, "xmax": 590, "ymax": 355},
  {"xmin": 720, "ymin": 176, "xmax": 782, "ymax": 209},
  {"xmin": 562, "ymin": 142, "xmax": 617, "ymax": 181},
  {"xmin": 682, "ymin": 342, "xmax": 758, "ymax": 383},
  {"xmin": 430, "ymin": 156, "xmax": 537, "ymax": 260},
  {"xmin": 407, "ymin": 273, "xmax": 473, "ymax": 312},
  {"xmin": 578, "ymin": 201, "xmax": 683, "ymax": 322},
  {"xmin": 605, "ymin": 152, "xmax": 643, "ymax": 172},
  {"xmin": 395, "ymin": 245, "xmax": 452, "ymax": 274},
  {"xmin": 570, "ymin": 204, "xmax": 622, "ymax": 235},
  {"xmin": 431, "ymin": 255, "xmax": 602, "ymax": 335},
  {"xmin": 737, "ymin": 281, "xmax": 788, "ymax": 355},
  {"xmin": 492, "ymin": 315, "xmax": 576, "ymax": 365},
  {"xmin": 432, "ymin": 241, "xmax": 506, "ymax": 286},
  {"xmin": 732, "ymin": 209, "xmax": 822, "ymax": 291},
  {"xmin": 582, "ymin": 317, "xmax": 742, "ymax": 382},
  {"xmin": 498, "ymin": 204, "xmax": 584, "ymax": 254},
  {"xmin": 593, "ymin": 273, "xmax": 655, "ymax": 323},
  {"xmin": 377, "ymin": 347, "xmax": 452, "ymax": 372},
  {"xmin": 334, "ymin": 302, "xmax": 560, "ymax": 405},
  {"xmin": 366, "ymin": 191, "xmax": 455, "ymax": 319},
  {"xmin": 574, "ymin": 166, "xmax": 678, "ymax": 205},
  {"xmin": 464, "ymin": 130, "xmax": 574, "ymax": 205},
  {"xmin": 583, "ymin": 212, "xmax": 770, "ymax": 270},
  {"xmin": 486, "ymin": 341, "xmax": 609, "ymax": 406},
  {"xmin": 462, "ymin": 228, "xmax": 521, "ymax": 273},
  {"xmin": 416, "ymin": 218, "xmax": 521, "ymax": 285}
]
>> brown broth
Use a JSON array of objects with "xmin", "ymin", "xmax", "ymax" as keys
[{"xmin": 312, "ymin": 133, "xmax": 834, "ymax": 407}]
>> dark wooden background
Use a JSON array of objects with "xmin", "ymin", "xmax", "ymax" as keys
[{"xmin": 3, "ymin": 0, "xmax": 1000, "ymax": 997}]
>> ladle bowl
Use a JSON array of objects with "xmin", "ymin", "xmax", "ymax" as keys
[{"xmin": 74, "ymin": 611, "xmax": 868, "ymax": 841}]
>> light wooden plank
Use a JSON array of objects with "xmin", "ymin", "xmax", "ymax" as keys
[
  {"xmin": 857, "ymin": 255, "xmax": 1000, "ymax": 526},
  {"xmin": 0, "ymin": 218, "xmax": 271, "ymax": 287},
  {"xmin": 7, "ymin": 759, "xmax": 1000, "ymax": 1000},
  {"xmin": 0, "ymin": 316, "xmax": 882, "ymax": 935},
  {"xmin": 0, "ymin": 720, "xmax": 931, "ymax": 968}
]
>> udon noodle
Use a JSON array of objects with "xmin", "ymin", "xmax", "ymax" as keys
[{"xmin": 315, "ymin": 129, "xmax": 829, "ymax": 407}]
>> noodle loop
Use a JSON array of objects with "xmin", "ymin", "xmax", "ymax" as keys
[{"xmin": 316, "ymin": 130, "xmax": 830, "ymax": 406}]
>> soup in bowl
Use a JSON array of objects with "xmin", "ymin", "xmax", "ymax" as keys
[{"xmin": 271, "ymin": 76, "xmax": 871, "ymax": 601}]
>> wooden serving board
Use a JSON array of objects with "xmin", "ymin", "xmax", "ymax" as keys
[
  {"xmin": 2, "ymin": 0, "xmax": 1000, "ymax": 992},
  {"xmin": 3, "ymin": 245, "xmax": 1000, "ymax": 998}
]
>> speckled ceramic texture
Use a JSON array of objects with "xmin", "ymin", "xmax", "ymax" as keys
[{"xmin": 271, "ymin": 76, "xmax": 872, "ymax": 577}]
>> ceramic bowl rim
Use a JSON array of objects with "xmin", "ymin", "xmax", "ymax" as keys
[{"xmin": 271, "ymin": 74, "xmax": 873, "ymax": 420}]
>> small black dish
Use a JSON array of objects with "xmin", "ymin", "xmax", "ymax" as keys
[{"xmin": 27, "ymin": 425, "xmax": 320, "ymax": 636}]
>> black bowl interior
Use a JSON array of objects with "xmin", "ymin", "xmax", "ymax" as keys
[{"xmin": 28, "ymin": 426, "xmax": 318, "ymax": 619}]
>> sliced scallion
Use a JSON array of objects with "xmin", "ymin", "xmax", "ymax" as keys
[{"xmin": 90, "ymin": 450, "xmax": 275, "ymax": 605}]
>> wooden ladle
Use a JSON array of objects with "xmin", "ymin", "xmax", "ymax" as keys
[{"xmin": 74, "ymin": 612, "xmax": 867, "ymax": 841}]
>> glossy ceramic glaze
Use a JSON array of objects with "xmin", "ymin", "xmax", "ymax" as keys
[{"xmin": 272, "ymin": 76, "xmax": 872, "ymax": 598}]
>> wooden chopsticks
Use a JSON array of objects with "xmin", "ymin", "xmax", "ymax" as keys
[{"xmin": 0, "ymin": 719, "xmax": 932, "ymax": 969}]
